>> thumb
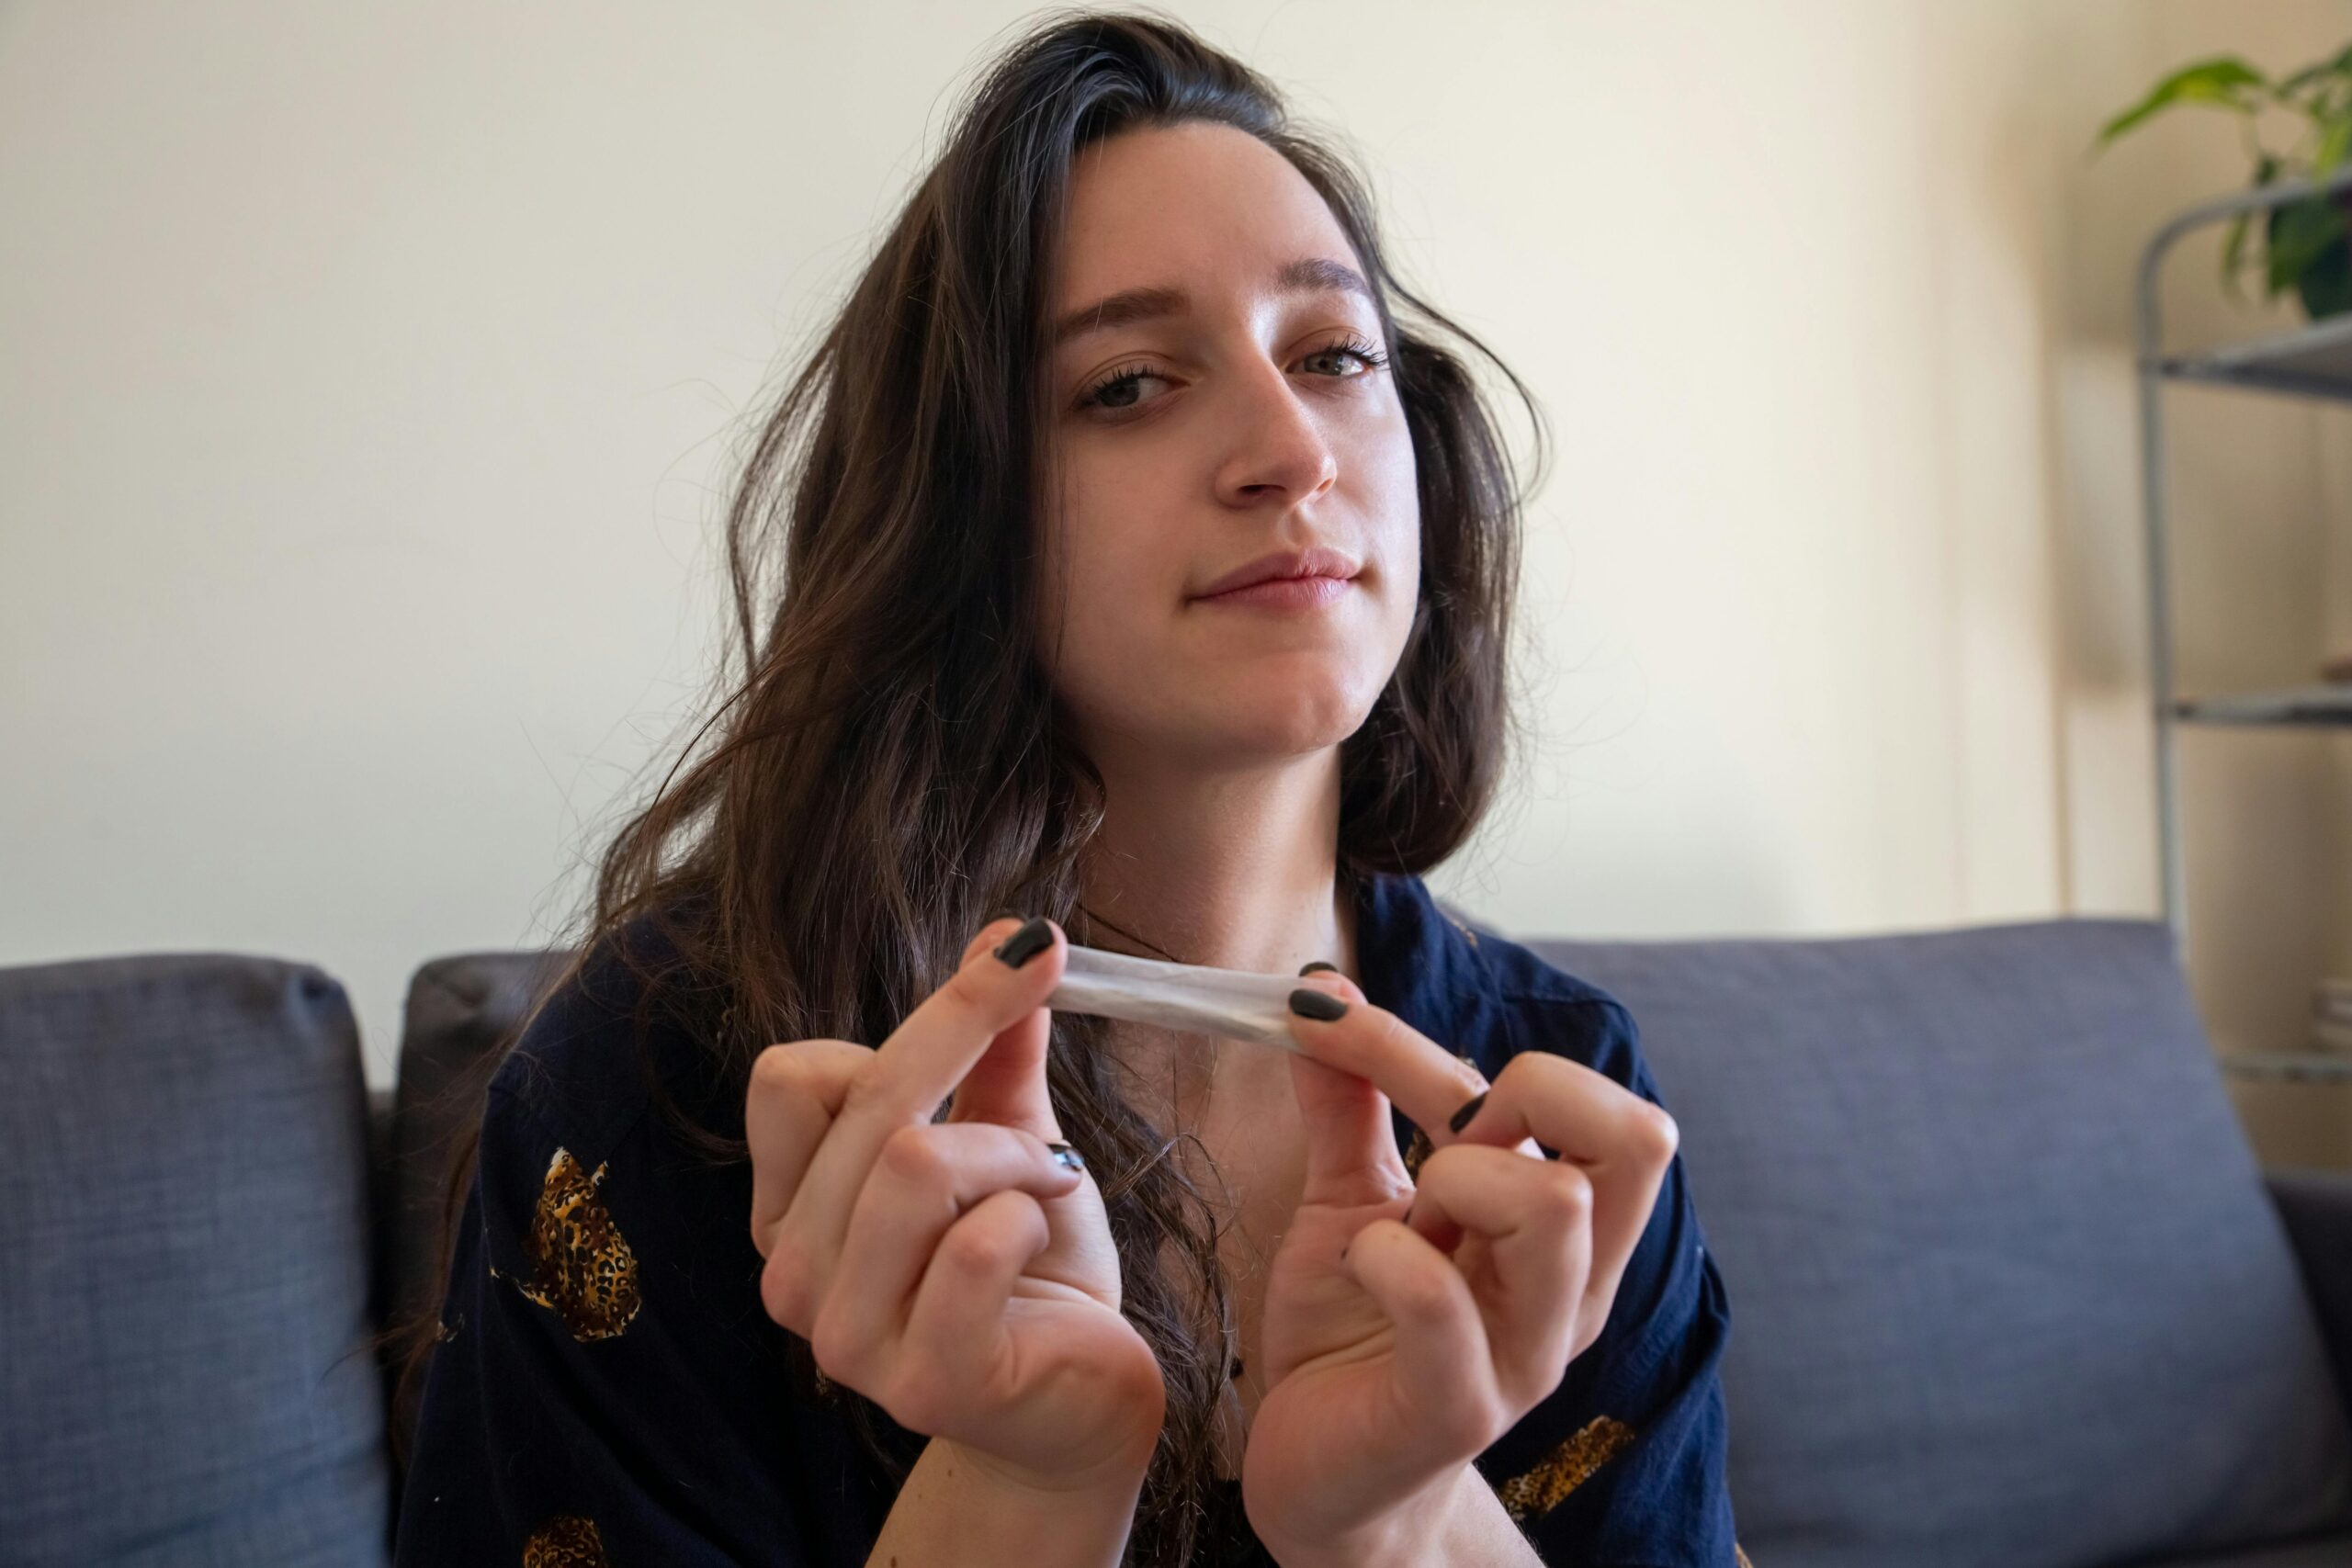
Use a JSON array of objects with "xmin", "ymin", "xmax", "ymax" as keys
[
  {"xmin": 944, "ymin": 1005, "xmax": 1061, "ymax": 1140},
  {"xmin": 942, "ymin": 917, "xmax": 1065, "ymax": 1141},
  {"xmin": 1288, "ymin": 973, "xmax": 1411, "ymax": 1205}
]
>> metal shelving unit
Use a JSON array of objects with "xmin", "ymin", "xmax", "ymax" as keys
[
  {"xmin": 2212, "ymin": 1050, "xmax": 2352, "ymax": 1083},
  {"xmin": 2135, "ymin": 167, "xmax": 2352, "ymax": 1086}
]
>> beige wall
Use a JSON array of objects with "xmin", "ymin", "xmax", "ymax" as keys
[{"xmin": 4, "ymin": 3, "xmax": 2348, "ymax": 1150}]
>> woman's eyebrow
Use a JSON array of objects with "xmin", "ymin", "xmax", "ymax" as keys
[{"xmin": 1050, "ymin": 256, "xmax": 1372, "ymax": 347}]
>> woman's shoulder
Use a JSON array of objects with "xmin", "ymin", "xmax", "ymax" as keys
[
  {"xmin": 1453, "ymin": 913, "xmax": 1629, "ymax": 1014},
  {"xmin": 484, "ymin": 900, "xmax": 741, "ymax": 1165}
]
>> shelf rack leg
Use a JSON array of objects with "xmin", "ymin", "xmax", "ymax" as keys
[{"xmin": 2136, "ymin": 357, "xmax": 2187, "ymax": 964}]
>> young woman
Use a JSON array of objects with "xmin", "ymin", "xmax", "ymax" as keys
[{"xmin": 391, "ymin": 10, "xmax": 1744, "ymax": 1566}]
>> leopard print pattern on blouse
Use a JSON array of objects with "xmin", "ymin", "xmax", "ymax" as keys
[
  {"xmin": 511, "ymin": 1147, "xmax": 641, "ymax": 1341},
  {"xmin": 1498, "ymin": 1415, "xmax": 1638, "ymax": 1523},
  {"xmin": 521, "ymin": 1514, "xmax": 610, "ymax": 1566}
]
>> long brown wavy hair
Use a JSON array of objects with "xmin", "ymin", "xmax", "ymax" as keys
[{"xmin": 387, "ymin": 8, "xmax": 1547, "ymax": 1564}]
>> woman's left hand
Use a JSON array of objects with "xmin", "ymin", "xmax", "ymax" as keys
[{"xmin": 1239, "ymin": 968, "xmax": 1681, "ymax": 1562}]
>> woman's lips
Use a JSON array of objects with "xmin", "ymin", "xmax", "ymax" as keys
[{"xmin": 1193, "ymin": 574, "xmax": 1353, "ymax": 609}]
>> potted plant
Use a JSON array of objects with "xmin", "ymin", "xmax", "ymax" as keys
[{"xmin": 2095, "ymin": 42, "xmax": 2352, "ymax": 321}]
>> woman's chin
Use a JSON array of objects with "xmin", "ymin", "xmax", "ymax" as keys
[{"xmin": 1191, "ymin": 685, "xmax": 1377, "ymax": 759}]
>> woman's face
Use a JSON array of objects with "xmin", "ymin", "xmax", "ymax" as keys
[{"xmin": 1033, "ymin": 120, "xmax": 1420, "ymax": 773}]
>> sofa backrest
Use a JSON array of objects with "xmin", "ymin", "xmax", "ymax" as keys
[
  {"xmin": 0, "ymin": 953, "xmax": 390, "ymax": 1566},
  {"xmin": 1532, "ymin": 916, "xmax": 2352, "ymax": 1568}
]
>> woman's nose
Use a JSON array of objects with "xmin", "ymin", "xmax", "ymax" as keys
[{"xmin": 1214, "ymin": 356, "xmax": 1339, "ymax": 508}]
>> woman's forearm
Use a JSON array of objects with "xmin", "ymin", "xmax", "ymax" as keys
[{"xmin": 868, "ymin": 1436, "xmax": 1152, "ymax": 1568}]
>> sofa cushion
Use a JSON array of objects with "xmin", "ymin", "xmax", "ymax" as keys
[
  {"xmin": 2142, "ymin": 1531, "xmax": 2352, "ymax": 1568},
  {"xmin": 0, "ymin": 953, "xmax": 390, "ymax": 1566},
  {"xmin": 1533, "ymin": 917, "xmax": 2352, "ymax": 1568}
]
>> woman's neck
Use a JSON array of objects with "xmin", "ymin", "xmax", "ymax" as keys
[
  {"xmin": 1075, "ymin": 747, "xmax": 1354, "ymax": 977},
  {"xmin": 1072, "ymin": 743, "xmax": 1360, "ymax": 1129}
]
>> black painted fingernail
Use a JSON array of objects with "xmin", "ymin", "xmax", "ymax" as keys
[
  {"xmin": 1288, "ymin": 987, "xmax": 1348, "ymax": 1021},
  {"xmin": 1299, "ymin": 960, "xmax": 1340, "ymax": 976},
  {"xmin": 993, "ymin": 917, "xmax": 1054, "ymax": 969},
  {"xmin": 1448, "ymin": 1089, "xmax": 1489, "ymax": 1134},
  {"xmin": 1046, "ymin": 1141, "xmax": 1085, "ymax": 1172}
]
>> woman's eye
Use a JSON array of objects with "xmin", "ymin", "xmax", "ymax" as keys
[
  {"xmin": 1075, "ymin": 340, "xmax": 1389, "ymax": 418},
  {"xmin": 1080, "ymin": 367, "xmax": 1168, "ymax": 412},
  {"xmin": 1302, "ymin": 343, "xmax": 1385, "ymax": 378}
]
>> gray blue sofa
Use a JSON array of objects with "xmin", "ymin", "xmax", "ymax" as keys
[{"xmin": 3, "ymin": 915, "xmax": 2349, "ymax": 1566}]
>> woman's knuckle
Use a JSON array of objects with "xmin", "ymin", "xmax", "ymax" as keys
[
  {"xmin": 878, "ymin": 1123, "xmax": 950, "ymax": 1186},
  {"xmin": 808, "ymin": 1303, "xmax": 862, "ymax": 1379},
  {"xmin": 761, "ymin": 1247, "xmax": 812, "ymax": 1330},
  {"xmin": 1503, "ymin": 1052, "xmax": 1559, "ymax": 1094},
  {"xmin": 749, "ymin": 1043, "xmax": 807, "ymax": 1100},
  {"xmin": 1632, "ymin": 1102, "xmax": 1680, "ymax": 1161},
  {"xmin": 937, "ymin": 1222, "xmax": 1003, "ymax": 1278},
  {"xmin": 1543, "ymin": 1164, "xmax": 1595, "ymax": 1223}
]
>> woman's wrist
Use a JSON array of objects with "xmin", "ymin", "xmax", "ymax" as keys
[
  {"xmin": 943, "ymin": 1429, "xmax": 1159, "ymax": 1499},
  {"xmin": 1258, "ymin": 1463, "xmax": 1537, "ymax": 1568},
  {"xmin": 871, "ymin": 1435, "xmax": 1158, "ymax": 1568}
]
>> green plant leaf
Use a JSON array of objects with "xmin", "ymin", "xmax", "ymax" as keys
[
  {"xmin": 2098, "ymin": 56, "xmax": 2270, "ymax": 144},
  {"xmin": 2222, "ymin": 153, "xmax": 2280, "ymax": 303},
  {"xmin": 2222, "ymin": 210, "xmax": 2256, "ymax": 302},
  {"xmin": 2284, "ymin": 40, "xmax": 2352, "ymax": 90},
  {"xmin": 2318, "ymin": 114, "xmax": 2352, "ymax": 175},
  {"xmin": 2267, "ymin": 196, "xmax": 2349, "ymax": 292},
  {"xmin": 2299, "ymin": 239, "xmax": 2352, "ymax": 318}
]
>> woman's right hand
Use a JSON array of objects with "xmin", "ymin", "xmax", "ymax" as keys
[{"xmin": 747, "ymin": 916, "xmax": 1165, "ymax": 1493}]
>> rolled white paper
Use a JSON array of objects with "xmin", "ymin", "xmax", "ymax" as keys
[{"xmin": 1046, "ymin": 942, "xmax": 1309, "ymax": 1054}]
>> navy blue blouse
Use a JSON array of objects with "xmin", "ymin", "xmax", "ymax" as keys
[{"xmin": 394, "ymin": 872, "xmax": 1745, "ymax": 1565}]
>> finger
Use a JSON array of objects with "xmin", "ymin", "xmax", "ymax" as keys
[
  {"xmin": 811, "ymin": 1122, "xmax": 1083, "ymax": 1382},
  {"xmin": 1286, "ymin": 1041, "xmax": 1413, "ymax": 1207},
  {"xmin": 1342, "ymin": 1219, "xmax": 1503, "ymax": 1439},
  {"xmin": 746, "ymin": 1038, "xmax": 876, "ymax": 1257},
  {"xmin": 943, "ymin": 993, "xmax": 1060, "ymax": 1143},
  {"xmin": 791, "ymin": 917, "xmax": 1066, "ymax": 1265},
  {"xmin": 891, "ymin": 1188, "xmax": 1055, "ymax": 1426},
  {"xmin": 1286, "ymin": 974, "xmax": 1528, "ymax": 1156},
  {"xmin": 873, "ymin": 917, "xmax": 1066, "ymax": 1122},
  {"xmin": 1446, "ymin": 1054, "xmax": 1679, "ymax": 1311},
  {"xmin": 1404, "ymin": 1144, "xmax": 1596, "ymax": 1399}
]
